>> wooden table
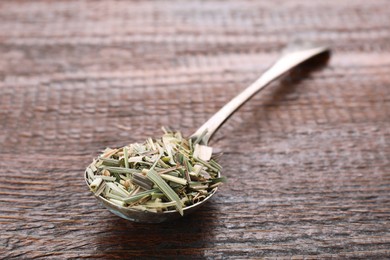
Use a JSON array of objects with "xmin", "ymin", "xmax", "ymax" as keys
[{"xmin": 1, "ymin": 1, "xmax": 389, "ymax": 258}]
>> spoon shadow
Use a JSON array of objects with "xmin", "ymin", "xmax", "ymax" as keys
[
  {"xmin": 271, "ymin": 49, "xmax": 331, "ymax": 101},
  {"xmin": 94, "ymin": 202, "xmax": 219, "ymax": 259}
]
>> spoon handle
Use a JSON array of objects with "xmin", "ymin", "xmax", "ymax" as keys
[{"xmin": 191, "ymin": 45, "xmax": 329, "ymax": 144}]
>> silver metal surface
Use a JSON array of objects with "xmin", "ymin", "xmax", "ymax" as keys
[
  {"xmin": 86, "ymin": 43, "xmax": 330, "ymax": 223},
  {"xmin": 191, "ymin": 44, "xmax": 330, "ymax": 144}
]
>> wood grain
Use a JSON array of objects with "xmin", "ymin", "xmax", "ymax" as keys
[{"xmin": 1, "ymin": 0, "xmax": 389, "ymax": 259}]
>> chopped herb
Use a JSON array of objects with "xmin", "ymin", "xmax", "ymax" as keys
[{"xmin": 86, "ymin": 129, "xmax": 225, "ymax": 214}]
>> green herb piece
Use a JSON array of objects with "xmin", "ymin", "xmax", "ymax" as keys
[
  {"xmin": 86, "ymin": 167, "xmax": 95, "ymax": 182},
  {"xmin": 189, "ymin": 182, "xmax": 209, "ymax": 190},
  {"xmin": 106, "ymin": 192, "xmax": 125, "ymax": 201},
  {"xmin": 101, "ymin": 148, "xmax": 119, "ymax": 159},
  {"xmin": 160, "ymin": 174, "xmax": 187, "ymax": 186},
  {"xmin": 101, "ymin": 166, "xmax": 140, "ymax": 175},
  {"xmin": 209, "ymin": 159, "xmax": 222, "ymax": 172},
  {"xmin": 210, "ymin": 176, "xmax": 227, "ymax": 184},
  {"xmin": 147, "ymin": 169, "xmax": 183, "ymax": 215},
  {"xmin": 157, "ymin": 166, "xmax": 181, "ymax": 175},
  {"xmin": 90, "ymin": 162, "xmax": 98, "ymax": 172},
  {"xmin": 151, "ymin": 192, "xmax": 165, "ymax": 200},
  {"xmin": 193, "ymin": 157, "xmax": 220, "ymax": 173},
  {"xmin": 100, "ymin": 158, "xmax": 121, "ymax": 167},
  {"xmin": 100, "ymin": 175, "xmax": 116, "ymax": 181},
  {"xmin": 132, "ymin": 172, "xmax": 154, "ymax": 190},
  {"xmin": 109, "ymin": 198, "xmax": 126, "ymax": 207},
  {"xmin": 145, "ymin": 197, "xmax": 188, "ymax": 209},
  {"xmin": 128, "ymin": 156, "xmax": 144, "ymax": 163},
  {"xmin": 124, "ymin": 147, "xmax": 129, "ymax": 168},
  {"xmin": 123, "ymin": 188, "xmax": 160, "ymax": 203},
  {"xmin": 94, "ymin": 181, "xmax": 106, "ymax": 196},
  {"xmin": 90, "ymin": 177, "xmax": 102, "ymax": 192},
  {"xmin": 106, "ymin": 182, "xmax": 130, "ymax": 197}
]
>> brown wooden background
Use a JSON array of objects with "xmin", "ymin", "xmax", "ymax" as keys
[{"xmin": 1, "ymin": 0, "xmax": 389, "ymax": 259}]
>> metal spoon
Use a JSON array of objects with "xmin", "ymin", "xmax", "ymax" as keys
[{"xmin": 85, "ymin": 43, "xmax": 330, "ymax": 223}]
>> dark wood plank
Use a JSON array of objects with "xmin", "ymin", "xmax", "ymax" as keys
[{"xmin": 1, "ymin": 0, "xmax": 389, "ymax": 258}]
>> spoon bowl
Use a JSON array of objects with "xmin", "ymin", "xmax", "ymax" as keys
[
  {"xmin": 84, "ymin": 170, "xmax": 219, "ymax": 223},
  {"xmin": 86, "ymin": 43, "xmax": 330, "ymax": 223}
]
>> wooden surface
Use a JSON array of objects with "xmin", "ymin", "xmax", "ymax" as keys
[{"xmin": 1, "ymin": 0, "xmax": 389, "ymax": 259}]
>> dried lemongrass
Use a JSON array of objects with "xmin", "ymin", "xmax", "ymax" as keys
[
  {"xmin": 132, "ymin": 172, "xmax": 154, "ymax": 190},
  {"xmin": 193, "ymin": 194, "xmax": 206, "ymax": 204},
  {"xmin": 109, "ymin": 198, "xmax": 126, "ymax": 207},
  {"xmin": 160, "ymin": 174, "xmax": 187, "ymax": 186},
  {"xmin": 123, "ymin": 147, "xmax": 129, "ymax": 168},
  {"xmin": 193, "ymin": 144, "xmax": 213, "ymax": 161},
  {"xmin": 102, "ymin": 169, "xmax": 111, "ymax": 176},
  {"xmin": 105, "ymin": 182, "xmax": 129, "ymax": 197},
  {"xmin": 123, "ymin": 188, "xmax": 160, "ymax": 204},
  {"xmin": 86, "ymin": 129, "xmax": 225, "ymax": 216},
  {"xmin": 103, "ymin": 166, "xmax": 140, "ymax": 174},
  {"xmin": 86, "ymin": 167, "xmax": 95, "ymax": 182},
  {"xmin": 94, "ymin": 181, "xmax": 106, "ymax": 196},
  {"xmin": 106, "ymin": 192, "xmax": 125, "ymax": 201},
  {"xmin": 147, "ymin": 169, "xmax": 183, "ymax": 215},
  {"xmin": 90, "ymin": 177, "xmax": 102, "ymax": 192},
  {"xmin": 145, "ymin": 197, "xmax": 188, "ymax": 209},
  {"xmin": 100, "ymin": 176, "xmax": 116, "ymax": 181},
  {"xmin": 100, "ymin": 158, "xmax": 120, "ymax": 167}
]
